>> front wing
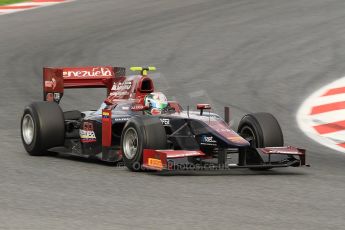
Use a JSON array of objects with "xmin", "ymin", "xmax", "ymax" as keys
[{"xmin": 142, "ymin": 146, "xmax": 306, "ymax": 171}]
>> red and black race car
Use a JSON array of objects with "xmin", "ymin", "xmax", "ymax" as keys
[{"xmin": 21, "ymin": 66, "xmax": 306, "ymax": 171}]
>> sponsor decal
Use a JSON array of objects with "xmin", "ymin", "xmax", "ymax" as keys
[
  {"xmin": 147, "ymin": 158, "xmax": 163, "ymax": 169},
  {"xmin": 200, "ymin": 135, "xmax": 217, "ymax": 146},
  {"xmin": 131, "ymin": 104, "xmax": 146, "ymax": 111},
  {"xmin": 111, "ymin": 80, "xmax": 132, "ymax": 91},
  {"xmin": 44, "ymin": 77, "xmax": 56, "ymax": 89},
  {"xmin": 63, "ymin": 67, "xmax": 113, "ymax": 78},
  {"xmin": 114, "ymin": 117, "xmax": 130, "ymax": 121},
  {"xmin": 109, "ymin": 80, "xmax": 133, "ymax": 97},
  {"xmin": 110, "ymin": 91, "xmax": 130, "ymax": 97},
  {"xmin": 80, "ymin": 122, "xmax": 96, "ymax": 143},
  {"xmin": 160, "ymin": 118, "xmax": 170, "ymax": 125},
  {"xmin": 102, "ymin": 111, "xmax": 110, "ymax": 119}
]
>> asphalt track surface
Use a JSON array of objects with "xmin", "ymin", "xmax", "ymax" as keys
[{"xmin": 1, "ymin": 0, "xmax": 345, "ymax": 229}]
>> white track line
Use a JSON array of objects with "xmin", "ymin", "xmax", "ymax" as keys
[
  {"xmin": 309, "ymin": 109, "xmax": 345, "ymax": 125},
  {"xmin": 310, "ymin": 93, "xmax": 345, "ymax": 106}
]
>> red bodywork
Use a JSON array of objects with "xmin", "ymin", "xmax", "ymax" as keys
[
  {"xmin": 43, "ymin": 67, "xmax": 118, "ymax": 101},
  {"xmin": 102, "ymin": 109, "xmax": 112, "ymax": 147},
  {"xmin": 43, "ymin": 66, "xmax": 154, "ymax": 104},
  {"xmin": 258, "ymin": 146, "xmax": 306, "ymax": 166}
]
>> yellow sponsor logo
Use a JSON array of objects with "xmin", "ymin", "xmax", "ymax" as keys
[
  {"xmin": 102, "ymin": 112, "xmax": 109, "ymax": 116},
  {"xmin": 148, "ymin": 158, "xmax": 163, "ymax": 169}
]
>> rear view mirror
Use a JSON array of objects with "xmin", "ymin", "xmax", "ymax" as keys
[{"xmin": 197, "ymin": 104, "xmax": 211, "ymax": 115}]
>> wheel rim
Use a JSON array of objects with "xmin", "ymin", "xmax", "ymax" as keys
[
  {"xmin": 240, "ymin": 126, "xmax": 257, "ymax": 148},
  {"xmin": 123, "ymin": 127, "xmax": 139, "ymax": 159},
  {"xmin": 22, "ymin": 114, "xmax": 35, "ymax": 145}
]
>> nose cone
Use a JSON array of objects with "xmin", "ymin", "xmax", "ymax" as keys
[
  {"xmin": 208, "ymin": 121, "xmax": 250, "ymax": 147},
  {"xmin": 224, "ymin": 133, "xmax": 250, "ymax": 147}
]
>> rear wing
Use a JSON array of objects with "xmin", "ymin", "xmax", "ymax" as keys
[{"xmin": 43, "ymin": 66, "xmax": 126, "ymax": 103}]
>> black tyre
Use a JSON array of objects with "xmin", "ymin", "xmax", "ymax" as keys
[
  {"xmin": 238, "ymin": 113, "xmax": 283, "ymax": 170},
  {"xmin": 120, "ymin": 116, "xmax": 167, "ymax": 171},
  {"xmin": 238, "ymin": 113, "xmax": 283, "ymax": 148},
  {"xmin": 21, "ymin": 102, "xmax": 65, "ymax": 156}
]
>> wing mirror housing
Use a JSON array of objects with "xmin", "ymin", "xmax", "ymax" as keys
[{"xmin": 197, "ymin": 104, "xmax": 211, "ymax": 116}]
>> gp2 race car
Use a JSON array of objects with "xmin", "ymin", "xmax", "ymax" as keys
[{"xmin": 21, "ymin": 66, "xmax": 306, "ymax": 171}]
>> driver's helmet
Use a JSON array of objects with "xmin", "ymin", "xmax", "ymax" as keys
[{"xmin": 144, "ymin": 92, "xmax": 168, "ymax": 115}]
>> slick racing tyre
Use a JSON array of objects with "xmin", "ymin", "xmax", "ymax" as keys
[
  {"xmin": 121, "ymin": 116, "xmax": 167, "ymax": 171},
  {"xmin": 238, "ymin": 113, "xmax": 284, "ymax": 170},
  {"xmin": 238, "ymin": 112, "xmax": 283, "ymax": 148},
  {"xmin": 21, "ymin": 102, "xmax": 65, "ymax": 156}
]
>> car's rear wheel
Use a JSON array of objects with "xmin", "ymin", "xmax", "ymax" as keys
[
  {"xmin": 238, "ymin": 112, "xmax": 284, "ymax": 170},
  {"xmin": 21, "ymin": 102, "xmax": 65, "ymax": 156},
  {"xmin": 22, "ymin": 114, "xmax": 35, "ymax": 146},
  {"xmin": 121, "ymin": 117, "xmax": 167, "ymax": 171}
]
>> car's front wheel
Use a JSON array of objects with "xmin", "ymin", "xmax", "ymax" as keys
[
  {"xmin": 121, "ymin": 117, "xmax": 167, "ymax": 171},
  {"xmin": 238, "ymin": 112, "xmax": 284, "ymax": 170}
]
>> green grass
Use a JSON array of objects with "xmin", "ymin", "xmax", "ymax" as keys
[{"xmin": 0, "ymin": 0, "xmax": 28, "ymax": 5}]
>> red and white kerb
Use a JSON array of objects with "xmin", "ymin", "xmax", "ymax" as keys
[
  {"xmin": 0, "ymin": 0, "xmax": 72, "ymax": 15},
  {"xmin": 297, "ymin": 77, "xmax": 345, "ymax": 153}
]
